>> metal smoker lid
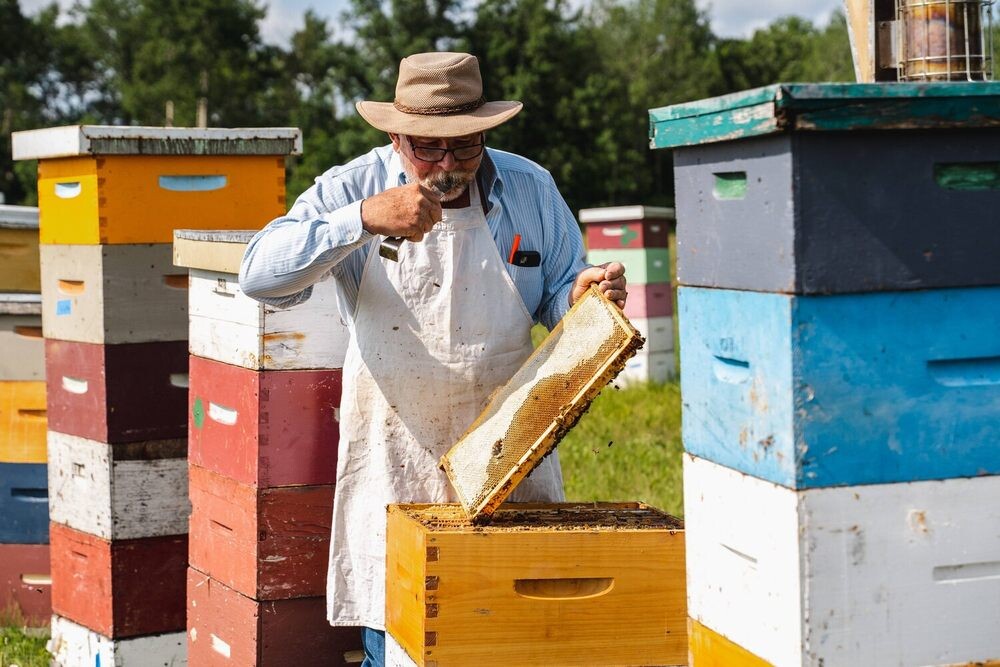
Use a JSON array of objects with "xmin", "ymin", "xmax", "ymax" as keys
[{"xmin": 440, "ymin": 284, "xmax": 645, "ymax": 523}]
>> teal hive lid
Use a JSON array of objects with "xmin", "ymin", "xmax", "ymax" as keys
[{"xmin": 649, "ymin": 82, "xmax": 1000, "ymax": 149}]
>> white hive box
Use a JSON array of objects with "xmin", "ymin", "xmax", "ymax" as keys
[
  {"xmin": 47, "ymin": 431, "xmax": 190, "ymax": 540},
  {"xmin": 683, "ymin": 454, "xmax": 1000, "ymax": 667},
  {"xmin": 0, "ymin": 293, "xmax": 44, "ymax": 381},
  {"xmin": 618, "ymin": 348, "xmax": 675, "ymax": 385},
  {"xmin": 48, "ymin": 614, "xmax": 186, "ymax": 666},
  {"xmin": 174, "ymin": 230, "xmax": 350, "ymax": 370},
  {"xmin": 629, "ymin": 316, "xmax": 674, "ymax": 353}
]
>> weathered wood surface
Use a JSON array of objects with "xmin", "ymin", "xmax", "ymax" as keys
[
  {"xmin": 679, "ymin": 285, "xmax": 1000, "ymax": 488},
  {"xmin": 588, "ymin": 247, "xmax": 669, "ymax": 284},
  {"xmin": 187, "ymin": 355, "xmax": 341, "ymax": 487},
  {"xmin": 683, "ymin": 454, "xmax": 1000, "ymax": 667},
  {"xmin": 0, "ymin": 309, "xmax": 44, "ymax": 380},
  {"xmin": 385, "ymin": 502, "xmax": 687, "ymax": 666},
  {"xmin": 0, "ymin": 543, "xmax": 51, "ymax": 625},
  {"xmin": 622, "ymin": 282, "xmax": 673, "ymax": 320},
  {"xmin": 12, "ymin": 125, "xmax": 301, "ymax": 160},
  {"xmin": 172, "ymin": 231, "xmax": 254, "ymax": 274},
  {"xmin": 0, "ymin": 226, "xmax": 40, "ymax": 292},
  {"xmin": 674, "ymin": 132, "xmax": 1000, "ymax": 294},
  {"xmin": 0, "ymin": 462, "xmax": 48, "ymax": 543},
  {"xmin": 649, "ymin": 82, "xmax": 1000, "ymax": 149},
  {"xmin": 187, "ymin": 464, "xmax": 333, "ymax": 600},
  {"xmin": 188, "ymin": 269, "xmax": 350, "ymax": 370},
  {"xmin": 36, "ymin": 155, "xmax": 285, "ymax": 244},
  {"xmin": 844, "ymin": 0, "xmax": 874, "ymax": 82},
  {"xmin": 49, "ymin": 614, "xmax": 187, "ymax": 666},
  {"xmin": 186, "ymin": 568, "xmax": 362, "ymax": 666},
  {"xmin": 47, "ymin": 432, "xmax": 189, "ymax": 540},
  {"xmin": 40, "ymin": 243, "xmax": 188, "ymax": 344},
  {"xmin": 49, "ymin": 522, "xmax": 187, "ymax": 638},
  {"xmin": 45, "ymin": 339, "xmax": 188, "ymax": 443},
  {"xmin": 0, "ymin": 381, "xmax": 46, "ymax": 463}
]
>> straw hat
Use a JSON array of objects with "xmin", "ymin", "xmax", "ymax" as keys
[{"xmin": 356, "ymin": 52, "xmax": 522, "ymax": 138}]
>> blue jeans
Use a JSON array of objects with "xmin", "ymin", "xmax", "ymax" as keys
[{"xmin": 361, "ymin": 627, "xmax": 385, "ymax": 667}]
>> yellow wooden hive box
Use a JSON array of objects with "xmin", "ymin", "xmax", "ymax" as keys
[
  {"xmin": 12, "ymin": 126, "xmax": 302, "ymax": 245},
  {"xmin": 0, "ymin": 381, "xmax": 47, "ymax": 463},
  {"xmin": 0, "ymin": 206, "xmax": 40, "ymax": 292},
  {"xmin": 386, "ymin": 502, "xmax": 687, "ymax": 667}
]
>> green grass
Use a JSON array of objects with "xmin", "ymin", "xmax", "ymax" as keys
[
  {"xmin": 0, "ymin": 605, "xmax": 50, "ymax": 667},
  {"xmin": 560, "ymin": 381, "xmax": 684, "ymax": 517}
]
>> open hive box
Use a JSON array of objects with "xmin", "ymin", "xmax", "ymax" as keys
[
  {"xmin": 386, "ymin": 502, "xmax": 687, "ymax": 666},
  {"xmin": 441, "ymin": 284, "xmax": 645, "ymax": 523}
]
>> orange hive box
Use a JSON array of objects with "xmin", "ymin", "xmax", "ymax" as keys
[{"xmin": 386, "ymin": 502, "xmax": 686, "ymax": 667}]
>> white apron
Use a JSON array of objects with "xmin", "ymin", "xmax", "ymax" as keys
[{"xmin": 327, "ymin": 183, "xmax": 565, "ymax": 629}]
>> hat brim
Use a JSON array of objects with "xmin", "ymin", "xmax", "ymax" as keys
[{"xmin": 356, "ymin": 100, "xmax": 522, "ymax": 137}]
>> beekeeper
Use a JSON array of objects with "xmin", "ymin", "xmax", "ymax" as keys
[{"xmin": 239, "ymin": 51, "xmax": 627, "ymax": 666}]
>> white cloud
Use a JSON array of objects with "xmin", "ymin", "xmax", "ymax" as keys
[{"xmin": 696, "ymin": 0, "xmax": 840, "ymax": 38}]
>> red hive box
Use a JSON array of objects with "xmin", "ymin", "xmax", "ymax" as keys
[
  {"xmin": 44, "ymin": 339, "xmax": 188, "ymax": 443},
  {"xmin": 0, "ymin": 543, "xmax": 52, "ymax": 625},
  {"xmin": 49, "ymin": 522, "xmax": 187, "ymax": 637},
  {"xmin": 187, "ymin": 568, "xmax": 361, "ymax": 666},
  {"xmin": 188, "ymin": 355, "xmax": 341, "ymax": 487},
  {"xmin": 188, "ymin": 464, "xmax": 333, "ymax": 600}
]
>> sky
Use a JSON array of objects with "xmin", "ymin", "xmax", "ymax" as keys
[{"xmin": 21, "ymin": 0, "xmax": 842, "ymax": 45}]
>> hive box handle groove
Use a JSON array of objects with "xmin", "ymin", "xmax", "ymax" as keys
[
  {"xmin": 934, "ymin": 162, "xmax": 1000, "ymax": 191},
  {"xmin": 55, "ymin": 182, "xmax": 81, "ymax": 198},
  {"xmin": 61, "ymin": 376, "xmax": 88, "ymax": 394},
  {"xmin": 927, "ymin": 356, "xmax": 1000, "ymax": 387},
  {"xmin": 11, "ymin": 488, "xmax": 47, "ymax": 502},
  {"xmin": 158, "ymin": 175, "xmax": 228, "ymax": 192},
  {"xmin": 170, "ymin": 373, "xmax": 190, "ymax": 388},
  {"xmin": 208, "ymin": 402, "xmax": 238, "ymax": 425},
  {"xmin": 21, "ymin": 574, "xmax": 51, "ymax": 586},
  {"xmin": 56, "ymin": 279, "xmax": 85, "ymax": 295},
  {"xmin": 713, "ymin": 172, "xmax": 747, "ymax": 200},
  {"xmin": 13, "ymin": 325, "xmax": 42, "ymax": 339},
  {"xmin": 513, "ymin": 577, "xmax": 615, "ymax": 600},
  {"xmin": 933, "ymin": 560, "xmax": 1000, "ymax": 583},
  {"xmin": 713, "ymin": 356, "xmax": 751, "ymax": 384},
  {"xmin": 162, "ymin": 274, "xmax": 188, "ymax": 289},
  {"xmin": 16, "ymin": 409, "xmax": 46, "ymax": 420}
]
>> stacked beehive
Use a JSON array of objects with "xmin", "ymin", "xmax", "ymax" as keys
[
  {"xmin": 0, "ymin": 205, "xmax": 51, "ymax": 625},
  {"xmin": 12, "ymin": 125, "xmax": 300, "ymax": 664},
  {"xmin": 173, "ymin": 230, "xmax": 362, "ymax": 665},
  {"xmin": 651, "ymin": 83, "xmax": 1000, "ymax": 665},
  {"xmin": 581, "ymin": 206, "xmax": 675, "ymax": 384}
]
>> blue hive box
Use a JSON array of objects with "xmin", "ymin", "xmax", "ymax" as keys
[
  {"xmin": 679, "ymin": 285, "xmax": 1000, "ymax": 489},
  {"xmin": 0, "ymin": 462, "xmax": 49, "ymax": 543}
]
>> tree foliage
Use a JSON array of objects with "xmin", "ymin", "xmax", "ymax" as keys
[{"xmin": 2, "ymin": 0, "xmax": 858, "ymax": 209}]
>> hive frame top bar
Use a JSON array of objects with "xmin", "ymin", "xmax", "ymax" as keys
[
  {"xmin": 12, "ymin": 125, "xmax": 303, "ymax": 160},
  {"xmin": 649, "ymin": 81, "xmax": 1000, "ymax": 149}
]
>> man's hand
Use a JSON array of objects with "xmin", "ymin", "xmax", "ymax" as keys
[
  {"xmin": 571, "ymin": 262, "xmax": 627, "ymax": 309},
  {"xmin": 360, "ymin": 182, "xmax": 443, "ymax": 242}
]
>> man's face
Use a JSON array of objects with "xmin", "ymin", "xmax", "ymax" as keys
[{"xmin": 391, "ymin": 132, "xmax": 485, "ymax": 202}]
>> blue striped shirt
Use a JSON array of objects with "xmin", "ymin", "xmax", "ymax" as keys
[{"xmin": 239, "ymin": 144, "xmax": 587, "ymax": 330}]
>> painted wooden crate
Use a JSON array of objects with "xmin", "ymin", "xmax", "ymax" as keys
[
  {"xmin": 587, "ymin": 247, "xmax": 670, "ymax": 285},
  {"xmin": 0, "ymin": 462, "xmax": 48, "ymax": 543},
  {"xmin": 622, "ymin": 282, "xmax": 673, "ymax": 320},
  {"xmin": 687, "ymin": 619, "xmax": 770, "ymax": 667},
  {"xmin": 386, "ymin": 502, "xmax": 687, "ymax": 667},
  {"xmin": 648, "ymin": 83, "xmax": 1000, "ymax": 294},
  {"xmin": 579, "ymin": 205, "xmax": 673, "ymax": 250},
  {"xmin": 188, "ymin": 355, "xmax": 341, "ymax": 487},
  {"xmin": 188, "ymin": 464, "xmax": 332, "ymax": 600},
  {"xmin": 630, "ymin": 316, "xmax": 674, "ymax": 353},
  {"xmin": 0, "ymin": 543, "xmax": 51, "ymax": 625},
  {"xmin": 679, "ymin": 285, "xmax": 1000, "ymax": 489},
  {"xmin": 11, "ymin": 126, "xmax": 301, "ymax": 245},
  {"xmin": 0, "ymin": 381, "xmax": 47, "ymax": 463},
  {"xmin": 45, "ymin": 339, "xmax": 188, "ymax": 443},
  {"xmin": 0, "ymin": 205, "xmax": 40, "ymax": 293},
  {"xmin": 618, "ymin": 348, "xmax": 676, "ymax": 386},
  {"xmin": 47, "ymin": 432, "xmax": 189, "ymax": 540},
  {"xmin": 683, "ymin": 454, "xmax": 1000, "ymax": 667},
  {"xmin": 0, "ymin": 293, "xmax": 44, "ymax": 381},
  {"xmin": 187, "ymin": 568, "xmax": 362, "ymax": 666},
  {"xmin": 40, "ymin": 243, "xmax": 188, "ymax": 344},
  {"xmin": 49, "ymin": 614, "xmax": 187, "ymax": 666},
  {"xmin": 49, "ymin": 522, "xmax": 187, "ymax": 638},
  {"xmin": 188, "ymin": 269, "xmax": 350, "ymax": 371}
]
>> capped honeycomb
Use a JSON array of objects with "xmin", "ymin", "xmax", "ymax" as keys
[{"xmin": 440, "ymin": 285, "xmax": 644, "ymax": 523}]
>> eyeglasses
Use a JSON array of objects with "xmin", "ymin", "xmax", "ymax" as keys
[{"xmin": 408, "ymin": 136, "xmax": 485, "ymax": 163}]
